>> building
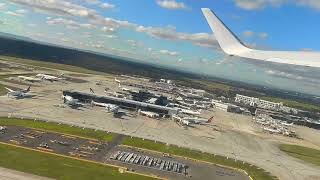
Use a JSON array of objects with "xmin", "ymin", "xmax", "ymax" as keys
[
  {"xmin": 235, "ymin": 94, "xmax": 283, "ymax": 111},
  {"xmin": 63, "ymin": 90, "xmax": 178, "ymax": 116}
]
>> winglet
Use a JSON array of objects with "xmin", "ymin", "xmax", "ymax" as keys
[{"xmin": 201, "ymin": 8, "xmax": 250, "ymax": 55}]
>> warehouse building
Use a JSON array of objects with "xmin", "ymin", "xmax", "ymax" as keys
[{"xmin": 63, "ymin": 90, "xmax": 178, "ymax": 116}]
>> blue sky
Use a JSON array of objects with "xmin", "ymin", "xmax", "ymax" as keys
[{"xmin": 1, "ymin": 0, "xmax": 320, "ymax": 96}]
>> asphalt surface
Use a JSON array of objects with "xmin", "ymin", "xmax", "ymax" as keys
[{"xmin": 0, "ymin": 125, "xmax": 249, "ymax": 180}]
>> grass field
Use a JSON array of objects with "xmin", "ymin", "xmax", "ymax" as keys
[
  {"xmin": 0, "ymin": 56, "xmax": 110, "ymax": 76},
  {"xmin": 122, "ymin": 137, "xmax": 277, "ymax": 180},
  {"xmin": 0, "ymin": 143, "xmax": 155, "ymax": 180},
  {"xmin": 0, "ymin": 118, "xmax": 114, "ymax": 141},
  {"xmin": 279, "ymin": 144, "xmax": 320, "ymax": 166},
  {"xmin": 0, "ymin": 84, "xmax": 6, "ymax": 95}
]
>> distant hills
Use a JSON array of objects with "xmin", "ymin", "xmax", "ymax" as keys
[{"xmin": 0, "ymin": 32, "xmax": 33, "ymax": 42}]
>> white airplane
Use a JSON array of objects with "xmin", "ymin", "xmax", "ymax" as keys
[
  {"xmin": 202, "ymin": 8, "xmax": 320, "ymax": 68},
  {"xmin": 62, "ymin": 95, "xmax": 83, "ymax": 108},
  {"xmin": 36, "ymin": 73, "xmax": 64, "ymax": 81},
  {"xmin": 115, "ymin": 78, "xmax": 121, "ymax": 83},
  {"xmin": 180, "ymin": 109, "xmax": 201, "ymax": 116},
  {"xmin": 5, "ymin": 85, "xmax": 32, "ymax": 98},
  {"xmin": 183, "ymin": 116, "xmax": 214, "ymax": 125},
  {"xmin": 263, "ymin": 127, "xmax": 281, "ymax": 134},
  {"xmin": 18, "ymin": 76, "xmax": 42, "ymax": 83},
  {"xmin": 91, "ymin": 101, "xmax": 120, "ymax": 113},
  {"xmin": 0, "ymin": 126, "xmax": 7, "ymax": 131},
  {"xmin": 140, "ymin": 110, "xmax": 159, "ymax": 118},
  {"xmin": 281, "ymin": 122, "xmax": 294, "ymax": 127}
]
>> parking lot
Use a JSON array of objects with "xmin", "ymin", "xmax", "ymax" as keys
[
  {"xmin": 0, "ymin": 125, "xmax": 249, "ymax": 180},
  {"xmin": 110, "ymin": 151, "xmax": 187, "ymax": 175}
]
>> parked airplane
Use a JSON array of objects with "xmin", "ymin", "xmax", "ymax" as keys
[
  {"xmin": 36, "ymin": 73, "xmax": 64, "ymax": 82},
  {"xmin": 0, "ymin": 126, "xmax": 7, "ymax": 131},
  {"xmin": 202, "ymin": 8, "xmax": 320, "ymax": 68},
  {"xmin": 115, "ymin": 78, "xmax": 121, "ymax": 83},
  {"xmin": 18, "ymin": 76, "xmax": 42, "ymax": 83},
  {"xmin": 180, "ymin": 109, "xmax": 201, "ymax": 116},
  {"xmin": 183, "ymin": 116, "xmax": 214, "ymax": 125},
  {"xmin": 140, "ymin": 110, "xmax": 159, "ymax": 118},
  {"xmin": 5, "ymin": 85, "xmax": 32, "ymax": 98},
  {"xmin": 91, "ymin": 101, "xmax": 120, "ymax": 113},
  {"xmin": 62, "ymin": 95, "xmax": 83, "ymax": 108},
  {"xmin": 263, "ymin": 127, "xmax": 281, "ymax": 134},
  {"xmin": 281, "ymin": 122, "xmax": 294, "ymax": 127}
]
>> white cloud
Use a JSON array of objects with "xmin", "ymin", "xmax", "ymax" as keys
[
  {"xmin": 234, "ymin": 0, "xmax": 320, "ymax": 10},
  {"xmin": 92, "ymin": 44, "xmax": 104, "ymax": 49},
  {"xmin": 5, "ymin": 11, "xmax": 22, "ymax": 17},
  {"xmin": 243, "ymin": 30, "xmax": 269, "ymax": 40},
  {"xmin": 60, "ymin": 37, "xmax": 70, "ymax": 42},
  {"xmin": 265, "ymin": 69, "xmax": 320, "ymax": 83},
  {"xmin": 5, "ymin": 9, "xmax": 28, "ymax": 17},
  {"xmin": 16, "ymin": 9, "xmax": 28, "ymax": 14},
  {"xmin": 105, "ymin": 35, "xmax": 117, "ymax": 39},
  {"xmin": 297, "ymin": 0, "xmax": 320, "ymax": 9},
  {"xmin": 47, "ymin": 18, "xmax": 95, "ymax": 29},
  {"xmin": 258, "ymin": 32, "xmax": 268, "ymax": 39},
  {"xmin": 10, "ymin": 0, "xmax": 95, "ymax": 17},
  {"xmin": 243, "ymin": 30, "xmax": 254, "ymax": 37},
  {"xmin": 156, "ymin": 0, "xmax": 187, "ymax": 10},
  {"xmin": 137, "ymin": 26, "xmax": 217, "ymax": 48},
  {"xmin": 27, "ymin": 23, "xmax": 37, "ymax": 27},
  {"xmin": 101, "ymin": 26, "xmax": 115, "ymax": 33},
  {"xmin": 159, "ymin": 49, "xmax": 179, "ymax": 56},
  {"xmin": 100, "ymin": 3, "xmax": 115, "ymax": 9},
  {"xmin": 9, "ymin": 0, "xmax": 216, "ymax": 48},
  {"xmin": 234, "ymin": 0, "xmax": 287, "ymax": 10},
  {"xmin": 0, "ymin": 3, "xmax": 6, "ymax": 10},
  {"xmin": 84, "ymin": 0, "xmax": 100, "ymax": 5},
  {"xmin": 300, "ymin": 48, "xmax": 313, "ymax": 52}
]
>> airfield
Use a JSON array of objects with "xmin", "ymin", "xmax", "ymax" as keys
[{"xmin": 0, "ymin": 59, "xmax": 320, "ymax": 180}]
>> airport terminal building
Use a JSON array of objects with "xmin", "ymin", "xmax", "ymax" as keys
[{"xmin": 63, "ymin": 90, "xmax": 178, "ymax": 116}]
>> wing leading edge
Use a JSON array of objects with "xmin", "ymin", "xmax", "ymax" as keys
[{"xmin": 201, "ymin": 8, "xmax": 320, "ymax": 68}]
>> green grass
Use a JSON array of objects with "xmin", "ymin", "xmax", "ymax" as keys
[
  {"xmin": 0, "ymin": 84, "xmax": 6, "ymax": 95},
  {"xmin": 0, "ymin": 56, "xmax": 110, "ymax": 76},
  {"xmin": 0, "ymin": 143, "xmax": 155, "ymax": 180},
  {"xmin": 279, "ymin": 144, "xmax": 320, "ymax": 166},
  {"xmin": 0, "ymin": 118, "xmax": 114, "ymax": 142},
  {"xmin": 123, "ymin": 137, "xmax": 277, "ymax": 180},
  {"xmin": 176, "ymin": 78, "xmax": 232, "ymax": 92}
]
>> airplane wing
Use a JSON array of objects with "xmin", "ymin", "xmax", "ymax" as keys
[
  {"xmin": 201, "ymin": 8, "xmax": 320, "ymax": 68},
  {"xmin": 5, "ymin": 87, "xmax": 14, "ymax": 92}
]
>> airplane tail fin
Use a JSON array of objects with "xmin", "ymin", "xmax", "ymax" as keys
[
  {"xmin": 207, "ymin": 116, "xmax": 214, "ymax": 123},
  {"xmin": 90, "ymin": 88, "xmax": 95, "ymax": 94},
  {"xmin": 26, "ymin": 85, "xmax": 31, "ymax": 92},
  {"xmin": 201, "ymin": 8, "xmax": 250, "ymax": 55}
]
